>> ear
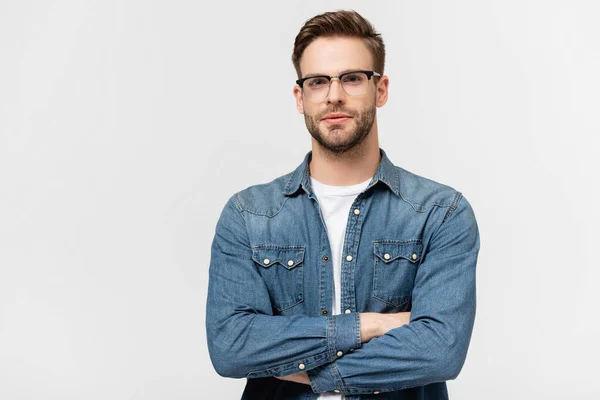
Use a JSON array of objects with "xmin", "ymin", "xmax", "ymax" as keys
[
  {"xmin": 293, "ymin": 85, "xmax": 304, "ymax": 114},
  {"xmin": 375, "ymin": 75, "xmax": 389, "ymax": 107}
]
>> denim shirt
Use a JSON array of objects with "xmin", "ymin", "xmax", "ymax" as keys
[{"xmin": 206, "ymin": 148, "xmax": 480, "ymax": 399}]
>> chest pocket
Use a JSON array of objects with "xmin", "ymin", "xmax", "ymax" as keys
[
  {"xmin": 251, "ymin": 245, "xmax": 305, "ymax": 312},
  {"xmin": 373, "ymin": 240, "xmax": 423, "ymax": 307}
]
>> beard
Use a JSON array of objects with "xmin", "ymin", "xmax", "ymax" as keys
[{"xmin": 304, "ymin": 102, "xmax": 376, "ymax": 154}]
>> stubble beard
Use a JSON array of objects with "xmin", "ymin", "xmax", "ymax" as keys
[{"xmin": 304, "ymin": 103, "xmax": 376, "ymax": 155}]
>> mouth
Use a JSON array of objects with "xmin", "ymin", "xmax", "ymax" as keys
[{"xmin": 322, "ymin": 113, "xmax": 352, "ymax": 124}]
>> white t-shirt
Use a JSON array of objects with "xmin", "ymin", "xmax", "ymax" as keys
[{"xmin": 310, "ymin": 175, "xmax": 372, "ymax": 400}]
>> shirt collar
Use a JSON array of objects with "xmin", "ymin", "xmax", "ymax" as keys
[{"xmin": 283, "ymin": 147, "xmax": 401, "ymax": 197}]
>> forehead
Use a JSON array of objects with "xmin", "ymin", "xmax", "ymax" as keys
[{"xmin": 299, "ymin": 36, "xmax": 373, "ymax": 77}]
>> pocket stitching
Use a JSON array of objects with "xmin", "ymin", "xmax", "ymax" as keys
[
  {"xmin": 373, "ymin": 240, "xmax": 422, "ymax": 307},
  {"xmin": 252, "ymin": 246, "xmax": 305, "ymax": 270}
]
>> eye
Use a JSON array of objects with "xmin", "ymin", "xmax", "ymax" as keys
[
  {"xmin": 342, "ymin": 73, "xmax": 364, "ymax": 84},
  {"xmin": 307, "ymin": 78, "xmax": 327, "ymax": 88}
]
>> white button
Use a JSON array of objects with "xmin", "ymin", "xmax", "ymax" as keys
[
  {"xmin": 298, "ymin": 363, "xmax": 305, "ymax": 370},
  {"xmin": 334, "ymin": 389, "xmax": 340, "ymax": 393},
  {"xmin": 263, "ymin": 259, "xmax": 270, "ymax": 265},
  {"xmin": 354, "ymin": 208, "xmax": 360, "ymax": 215},
  {"xmin": 412, "ymin": 253, "xmax": 417, "ymax": 260},
  {"xmin": 384, "ymin": 253, "xmax": 390, "ymax": 260},
  {"xmin": 337, "ymin": 351, "xmax": 343, "ymax": 356},
  {"xmin": 288, "ymin": 260, "xmax": 294, "ymax": 266},
  {"xmin": 346, "ymin": 255, "xmax": 353, "ymax": 262},
  {"xmin": 373, "ymin": 391, "xmax": 380, "ymax": 394},
  {"xmin": 344, "ymin": 309, "xmax": 351, "ymax": 314}
]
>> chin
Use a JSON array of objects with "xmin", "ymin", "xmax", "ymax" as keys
[
  {"xmin": 328, "ymin": 128, "xmax": 352, "ymax": 137},
  {"xmin": 323, "ymin": 122, "xmax": 351, "ymax": 131}
]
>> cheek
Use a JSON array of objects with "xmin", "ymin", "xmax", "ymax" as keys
[
  {"xmin": 303, "ymin": 106, "xmax": 322, "ymax": 120},
  {"xmin": 343, "ymin": 100, "xmax": 364, "ymax": 114}
]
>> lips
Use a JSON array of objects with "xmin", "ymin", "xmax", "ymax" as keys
[
  {"xmin": 323, "ymin": 113, "xmax": 351, "ymax": 120},
  {"xmin": 322, "ymin": 113, "xmax": 352, "ymax": 124}
]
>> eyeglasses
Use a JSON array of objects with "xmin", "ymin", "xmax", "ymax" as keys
[{"xmin": 296, "ymin": 70, "xmax": 381, "ymax": 102}]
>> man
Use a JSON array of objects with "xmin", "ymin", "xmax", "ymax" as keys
[{"xmin": 206, "ymin": 9, "xmax": 480, "ymax": 400}]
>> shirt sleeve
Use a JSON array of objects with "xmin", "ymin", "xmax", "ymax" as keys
[
  {"xmin": 206, "ymin": 194, "xmax": 362, "ymax": 379},
  {"xmin": 306, "ymin": 193, "xmax": 480, "ymax": 395}
]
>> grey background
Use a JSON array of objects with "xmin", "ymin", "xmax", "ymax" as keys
[{"xmin": 1, "ymin": 1, "xmax": 599, "ymax": 399}]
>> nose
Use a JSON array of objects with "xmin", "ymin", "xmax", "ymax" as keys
[{"xmin": 326, "ymin": 78, "xmax": 345, "ymax": 104}]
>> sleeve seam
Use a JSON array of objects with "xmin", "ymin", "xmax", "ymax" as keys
[
  {"xmin": 430, "ymin": 191, "xmax": 463, "ymax": 243},
  {"xmin": 442, "ymin": 191, "xmax": 463, "ymax": 223},
  {"xmin": 354, "ymin": 311, "xmax": 362, "ymax": 349}
]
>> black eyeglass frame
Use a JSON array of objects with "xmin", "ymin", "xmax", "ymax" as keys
[{"xmin": 295, "ymin": 70, "xmax": 381, "ymax": 89}]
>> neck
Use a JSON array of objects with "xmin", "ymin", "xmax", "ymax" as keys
[{"xmin": 309, "ymin": 124, "xmax": 381, "ymax": 186}]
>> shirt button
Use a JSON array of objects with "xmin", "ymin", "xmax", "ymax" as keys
[
  {"xmin": 323, "ymin": 255, "xmax": 329, "ymax": 261},
  {"xmin": 344, "ymin": 309, "xmax": 351, "ymax": 314},
  {"xmin": 334, "ymin": 389, "xmax": 340, "ymax": 393},
  {"xmin": 298, "ymin": 363, "xmax": 305, "ymax": 370},
  {"xmin": 346, "ymin": 255, "xmax": 353, "ymax": 262},
  {"xmin": 263, "ymin": 259, "xmax": 270, "ymax": 265},
  {"xmin": 337, "ymin": 351, "xmax": 343, "ymax": 357},
  {"xmin": 384, "ymin": 253, "xmax": 390, "ymax": 260},
  {"xmin": 354, "ymin": 208, "xmax": 360, "ymax": 215},
  {"xmin": 373, "ymin": 391, "xmax": 380, "ymax": 394},
  {"xmin": 322, "ymin": 309, "xmax": 328, "ymax": 316},
  {"xmin": 412, "ymin": 253, "xmax": 418, "ymax": 260},
  {"xmin": 287, "ymin": 260, "xmax": 294, "ymax": 266}
]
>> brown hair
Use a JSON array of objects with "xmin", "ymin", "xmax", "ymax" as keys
[{"xmin": 292, "ymin": 10, "xmax": 385, "ymax": 79}]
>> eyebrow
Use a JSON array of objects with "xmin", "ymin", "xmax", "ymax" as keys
[{"xmin": 302, "ymin": 68, "xmax": 366, "ymax": 79}]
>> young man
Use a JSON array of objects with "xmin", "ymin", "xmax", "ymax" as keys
[{"xmin": 206, "ymin": 10, "xmax": 480, "ymax": 400}]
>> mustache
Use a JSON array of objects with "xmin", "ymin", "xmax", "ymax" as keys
[{"xmin": 317, "ymin": 107, "xmax": 356, "ymax": 119}]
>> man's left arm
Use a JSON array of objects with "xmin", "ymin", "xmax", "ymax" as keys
[{"xmin": 303, "ymin": 193, "xmax": 481, "ymax": 396}]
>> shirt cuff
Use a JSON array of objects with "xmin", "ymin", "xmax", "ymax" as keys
[
  {"xmin": 328, "ymin": 311, "xmax": 361, "ymax": 356},
  {"xmin": 307, "ymin": 313, "xmax": 360, "ymax": 394}
]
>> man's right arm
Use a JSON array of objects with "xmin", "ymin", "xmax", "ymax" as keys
[
  {"xmin": 275, "ymin": 312, "xmax": 411, "ymax": 384},
  {"xmin": 206, "ymin": 195, "xmax": 362, "ymax": 379}
]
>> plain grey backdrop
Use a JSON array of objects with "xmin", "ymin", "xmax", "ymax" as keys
[{"xmin": 1, "ymin": 1, "xmax": 599, "ymax": 399}]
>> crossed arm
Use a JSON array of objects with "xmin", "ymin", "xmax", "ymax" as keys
[{"xmin": 275, "ymin": 311, "xmax": 412, "ymax": 385}]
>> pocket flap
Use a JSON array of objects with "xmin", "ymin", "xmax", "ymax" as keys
[
  {"xmin": 252, "ymin": 246, "xmax": 305, "ymax": 270},
  {"xmin": 374, "ymin": 241, "xmax": 422, "ymax": 264}
]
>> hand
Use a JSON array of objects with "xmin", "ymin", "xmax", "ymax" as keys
[
  {"xmin": 379, "ymin": 311, "xmax": 411, "ymax": 334},
  {"xmin": 359, "ymin": 311, "xmax": 411, "ymax": 343},
  {"xmin": 275, "ymin": 371, "xmax": 310, "ymax": 385}
]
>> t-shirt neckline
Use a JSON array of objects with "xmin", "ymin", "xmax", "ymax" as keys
[{"xmin": 310, "ymin": 175, "xmax": 373, "ymax": 197}]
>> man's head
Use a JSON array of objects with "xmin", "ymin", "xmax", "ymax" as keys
[{"xmin": 292, "ymin": 10, "xmax": 389, "ymax": 155}]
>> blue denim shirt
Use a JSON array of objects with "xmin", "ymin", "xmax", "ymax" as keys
[{"xmin": 206, "ymin": 148, "xmax": 480, "ymax": 399}]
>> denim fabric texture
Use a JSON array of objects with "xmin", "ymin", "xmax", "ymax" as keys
[{"xmin": 206, "ymin": 148, "xmax": 480, "ymax": 399}]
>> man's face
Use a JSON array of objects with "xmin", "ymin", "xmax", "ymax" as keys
[{"xmin": 294, "ymin": 36, "xmax": 387, "ymax": 154}]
